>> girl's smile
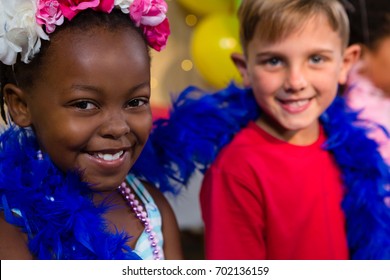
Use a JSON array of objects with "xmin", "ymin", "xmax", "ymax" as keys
[{"xmin": 86, "ymin": 148, "xmax": 129, "ymax": 169}]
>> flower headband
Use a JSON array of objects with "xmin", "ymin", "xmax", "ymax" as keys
[{"xmin": 0, "ymin": 0, "xmax": 170, "ymax": 66}]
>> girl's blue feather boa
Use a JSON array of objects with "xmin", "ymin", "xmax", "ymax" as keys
[
  {"xmin": 0, "ymin": 128, "xmax": 141, "ymax": 260},
  {"xmin": 136, "ymin": 83, "xmax": 390, "ymax": 259}
]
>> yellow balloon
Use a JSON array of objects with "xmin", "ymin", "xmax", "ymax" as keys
[
  {"xmin": 177, "ymin": 0, "xmax": 235, "ymax": 16},
  {"xmin": 191, "ymin": 13, "xmax": 242, "ymax": 89}
]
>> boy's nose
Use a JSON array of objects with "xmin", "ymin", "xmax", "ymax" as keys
[
  {"xmin": 284, "ymin": 67, "xmax": 307, "ymax": 93},
  {"xmin": 99, "ymin": 112, "xmax": 130, "ymax": 139}
]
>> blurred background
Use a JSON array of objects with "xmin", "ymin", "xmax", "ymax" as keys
[{"xmin": 150, "ymin": 0, "xmax": 242, "ymax": 117}]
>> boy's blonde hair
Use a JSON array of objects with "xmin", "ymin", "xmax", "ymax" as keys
[{"xmin": 238, "ymin": 0, "xmax": 350, "ymax": 53}]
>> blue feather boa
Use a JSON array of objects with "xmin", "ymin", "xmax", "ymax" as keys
[
  {"xmin": 139, "ymin": 83, "xmax": 390, "ymax": 259},
  {"xmin": 0, "ymin": 127, "xmax": 141, "ymax": 260}
]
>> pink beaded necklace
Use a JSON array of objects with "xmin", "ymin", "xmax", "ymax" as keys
[{"xmin": 118, "ymin": 182, "xmax": 161, "ymax": 260}]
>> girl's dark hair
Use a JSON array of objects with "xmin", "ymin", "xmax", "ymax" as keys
[
  {"xmin": 0, "ymin": 64, "xmax": 13, "ymax": 122},
  {"xmin": 345, "ymin": 0, "xmax": 390, "ymax": 49},
  {"xmin": 0, "ymin": 8, "xmax": 149, "ymax": 123}
]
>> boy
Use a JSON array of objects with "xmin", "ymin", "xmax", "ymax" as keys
[
  {"xmin": 201, "ymin": 0, "xmax": 360, "ymax": 260},
  {"xmin": 145, "ymin": 0, "xmax": 390, "ymax": 259}
]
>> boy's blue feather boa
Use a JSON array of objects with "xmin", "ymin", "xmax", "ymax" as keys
[
  {"xmin": 0, "ymin": 128, "xmax": 141, "ymax": 260},
  {"xmin": 136, "ymin": 83, "xmax": 390, "ymax": 259}
]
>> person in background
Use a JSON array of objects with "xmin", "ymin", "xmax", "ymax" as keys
[{"xmin": 343, "ymin": 0, "xmax": 390, "ymax": 164}]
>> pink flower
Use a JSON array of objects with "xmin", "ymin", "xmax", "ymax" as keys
[
  {"xmin": 129, "ymin": 0, "xmax": 169, "ymax": 50},
  {"xmin": 130, "ymin": 0, "xmax": 167, "ymax": 27},
  {"xmin": 142, "ymin": 17, "xmax": 169, "ymax": 51},
  {"xmin": 36, "ymin": 0, "xmax": 64, "ymax": 34},
  {"xmin": 59, "ymin": 0, "xmax": 115, "ymax": 20},
  {"xmin": 95, "ymin": 0, "xmax": 115, "ymax": 14}
]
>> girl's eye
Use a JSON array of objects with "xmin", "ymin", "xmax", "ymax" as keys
[
  {"xmin": 73, "ymin": 101, "xmax": 97, "ymax": 110},
  {"xmin": 127, "ymin": 98, "xmax": 148, "ymax": 108}
]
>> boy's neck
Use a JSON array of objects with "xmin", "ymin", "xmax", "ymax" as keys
[{"xmin": 255, "ymin": 117, "xmax": 320, "ymax": 146}]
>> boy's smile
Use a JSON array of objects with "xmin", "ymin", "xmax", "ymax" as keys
[
  {"xmin": 236, "ymin": 14, "xmax": 352, "ymax": 145},
  {"xmin": 277, "ymin": 97, "xmax": 314, "ymax": 114}
]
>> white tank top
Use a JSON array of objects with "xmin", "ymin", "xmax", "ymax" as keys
[{"xmin": 126, "ymin": 174, "xmax": 165, "ymax": 260}]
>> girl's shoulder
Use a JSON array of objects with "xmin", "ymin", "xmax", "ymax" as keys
[
  {"xmin": 0, "ymin": 212, "xmax": 33, "ymax": 259},
  {"xmin": 139, "ymin": 180, "xmax": 183, "ymax": 259},
  {"xmin": 139, "ymin": 179, "xmax": 177, "ymax": 234}
]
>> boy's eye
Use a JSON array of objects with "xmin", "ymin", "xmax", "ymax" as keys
[
  {"xmin": 310, "ymin": 55, "xmax": 324, "ymax": 64},
  {"xmin": 259, "ymin": 56, "xmax": 284, "ymax": 70},
  {"xmin": 266, "ymin": 57, "xmax": 282, "ymax": 66},
  {"xmin": 73, "ymin": 101, "xmax": 97, "ymax": 110}
]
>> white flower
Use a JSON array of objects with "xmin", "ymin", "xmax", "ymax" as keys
[
  {"xmin": 0, "ymin": 1, "xmax": 17, "ymax": 65},
  {"xmin": 114, "ymin": 0, "xmax": 134, "ymax": 14},
  {"xmin": 0, "ymin": 0, "xmax": 49, "ymax": 65}
]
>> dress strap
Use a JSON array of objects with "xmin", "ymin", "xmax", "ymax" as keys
[
  {"xmin": 125, "ymin": 173, "xmax": 165, "ymax": 260},
  {"xmin": 126, "ymin": 174, "xmax": 152, "ymax": 205}
]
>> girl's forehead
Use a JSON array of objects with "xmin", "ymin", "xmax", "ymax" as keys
[
  {"xmin": 52, "ymin": 25, "xmax": 142, "ymax": 44},
  {"xmin": 46, "ymin": 26, "xmax": 148, "ymax": 62},
  {"xmin": 35, "ymin": 28, "xmax": 150, "ymax": 89}
]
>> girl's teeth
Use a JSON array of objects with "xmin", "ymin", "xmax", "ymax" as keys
[{"xmin": 96, "ymin": 151, "xmax": 124, "ymax": 161}]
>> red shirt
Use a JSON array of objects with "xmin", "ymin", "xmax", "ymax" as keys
[{"xmin": 200, "ymin": 122, "xmax": 349, "ymax": 259}]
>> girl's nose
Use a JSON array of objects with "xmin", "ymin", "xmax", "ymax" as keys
[
  {"xmin": 99, "ymin": 112, "xmax": 130, "ymax": 139},
  {"xmin": 284, "ymin": 66, "xmax": 307, "ymax": 93}
]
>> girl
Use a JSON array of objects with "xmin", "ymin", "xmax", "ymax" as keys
[
  {"xmin": 343, "ymin": 0, "xmax": 390, "ymax": 164},
  {"xmin": 0, "ymin": 0, "xmax": 182, "ymax": 260}
]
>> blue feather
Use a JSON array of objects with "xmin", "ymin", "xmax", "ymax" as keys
[
  {"xmin": 0, "ymin": 126, "xmax": 141, "ymax": 260},
  {"xmin": 319, "ymin": 97, "xmax": 390, "ymax": 259},
  {"xmin": 133, "ymin": 83, "xmax": 260, "ymax": 193}
]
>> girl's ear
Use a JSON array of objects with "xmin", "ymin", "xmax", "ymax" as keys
[
  {"xmin": 338, "ymin": 44, "xmax": 361, "ymax": 85},
  {"xmin": 3, "ymin": 84, "xmax": 32, "ymax": 127},
  {"xmin": 231, "ymin": 53, "xmax": 251, "ymax": 87}
]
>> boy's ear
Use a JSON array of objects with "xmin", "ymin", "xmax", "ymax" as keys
[
  {"xmin": 338, "ymin": 44, "xmax": 361, "ymax": 85},
  {"xmin": 231, "ymin": 53, "xmax": 251, "ymax": 87},
  {"xmin": 3, "ymin": 84, "xmax": 32, "ymax": 127}
]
